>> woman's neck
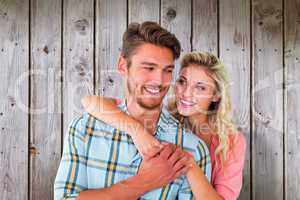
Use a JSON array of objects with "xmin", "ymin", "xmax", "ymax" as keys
[{"xmin": 188, "ymin": 114, "xmax": 213, "ymax": 146}]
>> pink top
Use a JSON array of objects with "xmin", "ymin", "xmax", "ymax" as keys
[{"xmin": 210, "ymin": 132, "xmax": 246, "ymax": 200}]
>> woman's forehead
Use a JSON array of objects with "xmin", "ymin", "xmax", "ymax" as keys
[{"xmin": 179, "ymin": 65, "xmax": 216, "ymax": 84}]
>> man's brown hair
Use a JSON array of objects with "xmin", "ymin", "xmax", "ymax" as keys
[{"xmin": 121, "ymin": 21, "xmax": 181, "ymax": 66}]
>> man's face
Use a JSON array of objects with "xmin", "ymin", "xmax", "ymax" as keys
[{"xmin": 119, "ymin": 43, "xmax": 175, "ymax": 110}]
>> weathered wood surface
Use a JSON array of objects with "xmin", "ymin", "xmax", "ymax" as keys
[
  {"xmin": 219, "ymin": 0, "xmax": 251, "ymax": 199},
  {"xmin": 29, "ymin": 0, "xmax": 62, "ymax": 199},
  {"xmin": 252, "ymin": 0, "xmax": 284, "ymax": 199},
  {"xmin": 192, "ymin": 0, "xmax": 218, "ymax": 54},
  {"xmin": 0, "ymin": 0, "xmax": 29, "ymax": 200},
  {"xmin": 62, "ymin": 0, "xmax": 94, "ymax": 135},
  {"xmin": 161, "ymin": 0, "xmax": 191, "ymax": 80},
  {"xmin": 129, "ymin": 0, "xmax": 160, "ymax": 23},
  {"xmin": 0, "ymin": 0, "xmax": 299, "ymax": 199},
  {"xmin": 95, "ymin": 0, "xmax": 127, "ymax": 98},
  {"xmin": 285, "ymin": 0, "xmax": 300, "ymax": 199}
]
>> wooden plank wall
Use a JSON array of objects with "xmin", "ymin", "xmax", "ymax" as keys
[{"xmin": 0, "ymin": 0, "xmax": 299, "ymax": 200}]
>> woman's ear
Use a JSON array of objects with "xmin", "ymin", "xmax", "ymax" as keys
[
  {"xmin": 117, "ymin": 55, "xmax": 128, "ymax": 76},
  {"xmin": 212, "ymin": 94, "xmax": 220, "ymax": 103}
]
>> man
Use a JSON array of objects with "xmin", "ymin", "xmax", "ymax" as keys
[{"xmin": 54, "ymin": 21, "xmax": 211, "ymax": 200}]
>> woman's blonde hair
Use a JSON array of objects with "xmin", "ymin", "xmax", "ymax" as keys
[{"xmin": 168, "ymin": 52, "xmax": 238, "ymax": 170}]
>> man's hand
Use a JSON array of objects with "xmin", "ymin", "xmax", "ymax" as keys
[{"xmin": 137, "ymin": 144, "xmax": 191, "ymax": 191}]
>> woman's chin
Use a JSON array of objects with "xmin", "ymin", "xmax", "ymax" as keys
[{"xmin": 177, "ymin": 108, "xmax": 193, "ymax": 117}]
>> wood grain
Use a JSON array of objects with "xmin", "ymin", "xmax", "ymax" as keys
[
  {"xmin": 161, "ymin": 0, "xmax": 191, "ymax": 81},
  {"xmin": 129, "ymin": 0, "xmax": 160, "ymax": 23},
  {"xmin": 192, "ymin": 0, "xmax": 218, "ymax": 54},
  {"xmin": 63, "ymin": 0, "xmax": 94, "ymax": 135},
  {"xmin": 284, "ymin": 0, "xmax": 300, "ymax": 199},
  {"xmin": 29, "ymin": 0, "xmax": 62, "ymax": 199},
  {"xmin": 219, "ymin": 0, "xmax": 251, "ymax": 199},
  {"xmin": 0, "ymin": 0, "xmax": 29, "ymax": 199},
  {"xmin": 95, "ymin": 0, "xmax": 127, "ymax": 98},
  {"xmin": 252, "ymin": 0, "xmax": 284, "ymax": 199}
]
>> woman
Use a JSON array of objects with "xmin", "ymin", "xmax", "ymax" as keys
[{"xmin": 81, "ymin": 52, "xmax": 246, "ymax": 200}]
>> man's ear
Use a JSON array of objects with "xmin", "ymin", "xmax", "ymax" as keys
[{"xmin": 117, "ymin": 55, "xmax": 128, "ymax": 76}]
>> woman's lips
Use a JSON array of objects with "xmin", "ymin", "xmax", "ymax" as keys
[{"xmin": 178, "ymin": 98, "xmax": 196, "ymax": 108}]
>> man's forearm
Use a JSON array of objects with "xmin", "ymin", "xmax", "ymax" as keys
[{"xmin": 76, "ymin": 174, "xmax": 152, "ymax": 200}]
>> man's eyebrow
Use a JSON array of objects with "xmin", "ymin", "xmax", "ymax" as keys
[
  {"xmin": 165, "ymin": 65, "xmax": 175, "ymax": 69},
  {"xmin": 141, "ymin": 62, "xmax": 158, "ymax": 66}
]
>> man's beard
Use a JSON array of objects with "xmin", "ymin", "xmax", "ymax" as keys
[{"xmin": 127, "ymin": 79, "xmax": 166, "ymax": 110}]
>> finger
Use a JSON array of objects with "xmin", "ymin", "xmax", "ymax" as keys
[
  {"xmin": 174, "ymin": 166, "xmax": 190, "ymax": 178},
  {"xmin": 173, "ymin": 156, "xmax": 189, "ymax": 172},
  {"xmin": 186, "ymin": 151, "xmax": 193, "ymax": 157},
  {"xmin": 159, "ymin": 144, "xmax": 175, "ymax": 160},
  {"xmin": 168, "ymin": 147, "xmax": 184, "ymax": 166}
]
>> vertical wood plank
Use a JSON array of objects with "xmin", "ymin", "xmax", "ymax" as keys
[
  {"xmin": 95, "ymin": 0, "xmax": 127, "ymax": 98},
  {"xmin": 63, "ymin": 0, "xmax": 94, "ymax": 134},
  {"xmin": 30, "ymin": 0, "xmax": 62, "ymax": 199},
  {"xmin": 192, "ymin": 0, "xmax": 218, "ymax": 54},
  {"xmin": 161, "ymin": 0, "xmax": 191, "ymax": 79},
  {"xmin": 129, "ymin": 0, "xmax": 160, "ymax": 23},
  {"xmin": 219, "ymin": 0, "xmax": 251, "ymax": 199},
  {"xmin": 0, "ymin": 0, "xmax": 29, "ymax": 199},
  {"xmin": 285, "ymin": 0, "xmax": 300, "ymax": 199},
  {"xmin": 252, "ymin": 0, "xmax": 283, "ymax": 199}
]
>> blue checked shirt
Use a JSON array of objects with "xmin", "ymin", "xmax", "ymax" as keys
[{"xmin": 54, "ymin": 100, "xmax": 211, "ymax": 200}]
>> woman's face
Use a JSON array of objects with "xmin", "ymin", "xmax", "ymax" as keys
[{"xmin": 175, "ymin": 64, "xmax": 219, "ymax": 117}]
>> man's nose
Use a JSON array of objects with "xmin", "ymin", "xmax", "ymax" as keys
[{"xmin": 149, "ymin": 70, "xmax": 164, "ymax": 85}]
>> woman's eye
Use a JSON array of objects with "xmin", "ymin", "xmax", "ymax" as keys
[
  {"xmin": 177, "ymin": 79, "xmax": 185, "ymax": 85},
  {"xmin": 196, "ymin": 85, "xmax": 206, "ymax": 91}
]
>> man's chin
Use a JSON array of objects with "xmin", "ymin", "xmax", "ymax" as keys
[{"xmin": 137, "ymin": 98, "xmax": 162, "ymax": 110}]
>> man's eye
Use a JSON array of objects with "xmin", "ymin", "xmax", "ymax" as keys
[
  {"xmin": 165, "ymin": 69, "xmax": 173, "ymax": 73},
  {"xmin": 144, "ymin": 67, "xmax": 154, "ymax": 71}
]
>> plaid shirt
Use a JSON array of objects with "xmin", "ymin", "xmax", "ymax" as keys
[{"xmin": 54, "ymin": 100, "xmax": 211, "ymax": 200}]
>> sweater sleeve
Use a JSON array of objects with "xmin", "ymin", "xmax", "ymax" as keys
[{"xmin": 213, "ymin": 133, "xmax": 247, "ymax": 200}]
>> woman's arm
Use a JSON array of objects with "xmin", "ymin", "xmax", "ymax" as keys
[
  {"xmin": 81, "ymin": 96, "xmax": 162, "ymax": 157},
  {"xmin": 185, "ymin": 133, "xmax": 246, "ymax": 200},
  {"xmin": 185, "ymin": 155, "xmax": 224, "ymax": 200}
]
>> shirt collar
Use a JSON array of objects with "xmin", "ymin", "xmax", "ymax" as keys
[{"xmin": 118, "ymin": 99, "xmax": 180, "ymax": 132}]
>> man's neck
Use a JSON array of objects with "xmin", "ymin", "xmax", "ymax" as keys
[{"xmin": 125, "ymin": 98, "xmax": 162, "ymax": 135}]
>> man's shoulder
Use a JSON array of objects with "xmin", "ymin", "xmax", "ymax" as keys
[{"xmin": 67, "ymin": 112, "xmax": 115, "ymax": 137}]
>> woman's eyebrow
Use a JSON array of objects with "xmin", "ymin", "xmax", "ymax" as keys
[
  {"xmin": 196, "ymin": 81, "xmax": 214, "ymax": 87},
  {"xmin": 178, "ymin": 75, "xmax": 187, "ymax": 80}
]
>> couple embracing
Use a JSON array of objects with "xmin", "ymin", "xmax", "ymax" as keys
[{"xmin": 54, "ymin": 21, "xmax": 246, "ymax": 200}]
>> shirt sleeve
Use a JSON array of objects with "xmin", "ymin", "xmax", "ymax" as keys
[
  {"xmin": 54, "ymin": 114, "xmax": 89, "ymax": 200},
  {"xmin": 213, "ymin": 133, "xmax": 247, "ymax": 200},
  {"xmin": 178, "ymin": 139, "xmax": 212, "ymax": 199}
]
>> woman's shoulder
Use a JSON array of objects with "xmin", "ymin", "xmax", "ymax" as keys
[
  {"xmin": 232, "ymin": 131, "xmax": 247, "ymax": 153},
  {"xmin": 226, "ymin": 131, "xmax": 247, "ymax": 164}
]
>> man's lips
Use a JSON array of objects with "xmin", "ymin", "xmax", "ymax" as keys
[{"xmin": 143, "ymin": 86, "xmax": 162, "ymax": 95}]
